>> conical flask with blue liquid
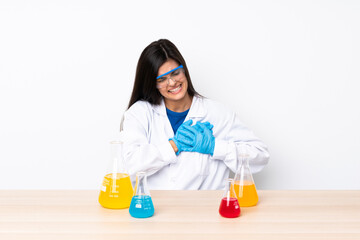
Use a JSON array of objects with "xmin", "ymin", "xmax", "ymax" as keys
[{"xmin": 129, "ymin": 172, "xmax": 155, "ymax": 218}]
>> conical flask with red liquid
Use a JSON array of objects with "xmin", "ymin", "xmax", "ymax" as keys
[
  {"xmin": 233, "ymin": 144, "xmax": 259, "ymax": 207},
  {"xmin": 219, "ymin": 178, "xmax": 241, "ymax": 218},
  {"xmin": 98, "ymin": 140, "xmax": 134, "ymax": 209}
]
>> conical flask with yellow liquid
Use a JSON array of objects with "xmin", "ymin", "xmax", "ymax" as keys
[
  {"xmin": 233, "ymin": 144, "xmax": 259, "ymax": 207},
  {"xmin": 99, "ymin": 140, "xmax": 133, "ymax": 209}
]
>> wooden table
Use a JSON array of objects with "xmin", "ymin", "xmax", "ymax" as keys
[{"xmin": 1, "ymin": 190, "xmax": 360, "ymax": 239}]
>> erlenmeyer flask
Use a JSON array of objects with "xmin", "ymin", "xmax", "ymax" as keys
[
  {"xmin": 129, "ymin": 172, "xmax": 155, "ymax": 218},
  {"xmin": 219, "ymin": 178, "xmax": 241, "ymax": 218},
  {"xmin": 233, "ymin": 145, "xmax": 259, "ymax": 207},
  {"xmin": 98, "ymin": 140, "xmax": 133, "ymax": 209}
]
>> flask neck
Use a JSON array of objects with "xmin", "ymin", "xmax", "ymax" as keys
[
  {"xmin": 223, "ymin": 178, "xmax": 236, "ymax": 198},
  {"xmin": 236, "ymin": 153, "xmax": 250, "ymax": 174},
  {"xmin": 236, "ymin": 144, "xmax": 250, "ymax": 171},
  {"xmin": 235, "ymin": 152, "xmax": 255, "ymax": 185},
  {"xmin": 108, "ymin": 141, "xmax": 126, "ymax": 174},
  {"xmin": 134, "ymin": 172, "xmax": 150, "ymax": 196},
  {"xmin": 241, "ymin": 154, "xmax": 250, "ymax": 167}
]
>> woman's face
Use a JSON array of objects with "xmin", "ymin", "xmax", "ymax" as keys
[{"xmin": 156, "ymin": 59, "xmax": 189, "ymax": 104}]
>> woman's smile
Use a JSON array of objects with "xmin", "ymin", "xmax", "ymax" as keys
[{"xmin": 168, "ymin": 84, "xmax": 182, "ymax": 94}]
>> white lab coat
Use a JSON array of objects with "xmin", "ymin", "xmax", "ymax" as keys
[{"xmin": 122, "ymin": 95, "xmax": 269, "ymax": 190}]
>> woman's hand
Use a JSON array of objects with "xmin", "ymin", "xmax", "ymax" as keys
[{"xmin": 169, "ymin": 139, "xmax": 178, "ymax": 153}]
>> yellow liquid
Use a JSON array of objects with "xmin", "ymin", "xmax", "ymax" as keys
[
  {"xmin": 233, "ymin": 181, "xmax": 259, "ymax": 207},
  {"xmin": 98, "ymin": 173, "xmax": 134, "ymax": 209}
]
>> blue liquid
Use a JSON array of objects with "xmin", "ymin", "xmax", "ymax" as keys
[{"xmin": 129, "ymin": 195, "xmax": 154, "ymax": 218}]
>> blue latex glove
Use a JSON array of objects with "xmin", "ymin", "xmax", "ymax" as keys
[
  {"xmin": 177, "ymin": 121, "xmax": 215, "ymax": 156},
  {"xmin": 193, "ymin": 121, "xmax": 213, "ymax": 132},
  {"xmin": 169, "ymin": 119, "xmax": 194, "ymax": 155}
]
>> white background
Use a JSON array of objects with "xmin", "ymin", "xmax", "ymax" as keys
[{"xmin": 1, "ymin": 0, "xmax": 359, "ymax": 190}]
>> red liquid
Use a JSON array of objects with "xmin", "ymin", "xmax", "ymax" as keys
[{"xmin": 219, "ymin": 197, "xmax": 241, "ymax": 218}]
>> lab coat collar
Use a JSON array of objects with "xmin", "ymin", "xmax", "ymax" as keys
[
  {"xmin": 188, "ymin": 95, "xmax": 206, "ymax": 118},
  {"xmin": 152, "ymin": 95, "xmax": 206, "ymax": 118}
]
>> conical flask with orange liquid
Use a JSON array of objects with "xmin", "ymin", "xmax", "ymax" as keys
[
  {"xmin": 233, "ymin": 144, "xmax": 259, "ymax": 207},
  {"xmin": 98, "ymin": 140, "xmax": 133, "ymax": 209}
]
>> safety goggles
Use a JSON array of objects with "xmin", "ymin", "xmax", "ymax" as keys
[{"xmin": 156, "ymin": 65, "xmax": 185, "ymax": 89}]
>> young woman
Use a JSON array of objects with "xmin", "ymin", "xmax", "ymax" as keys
[{"xmin": 121, "ymin": 39, "xmax": 269, "ymax": 190}]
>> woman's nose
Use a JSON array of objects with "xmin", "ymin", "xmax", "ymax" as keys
[{"xmin": 168, "ymin": 78, "xmax": 176, "ymax": 86}]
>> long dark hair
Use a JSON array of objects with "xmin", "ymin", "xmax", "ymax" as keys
[{"xmin": 127, "ymin": 39, "xmax": 200, "ymax": 109}]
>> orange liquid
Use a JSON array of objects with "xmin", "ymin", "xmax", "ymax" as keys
[
  {"xmin": 233, "ymin": 181, "xmax": 258, "ymax": 207},
  {"xmin": 98, "ymin": 173, "xmax": 134, "ymax": 209}
]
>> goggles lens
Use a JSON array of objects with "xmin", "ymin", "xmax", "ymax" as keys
[{"xmin": 156, "ymin": 65, "xmax": 185, "ymax": 89}]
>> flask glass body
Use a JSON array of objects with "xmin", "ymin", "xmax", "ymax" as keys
[
  {"xmin": 98, "ymin": 141, "xmax": 133, "ymax": 209},
  {"xmin": 219, "ymin": 178, "xmax": 241, "ymax": 218},
  {"xmin": 233, "ymin": 145, "xmax": 259, "ymax": 207},
  {"xmin": 129, "ymin": 172, "xmax": 155, "ymax": 218}
]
